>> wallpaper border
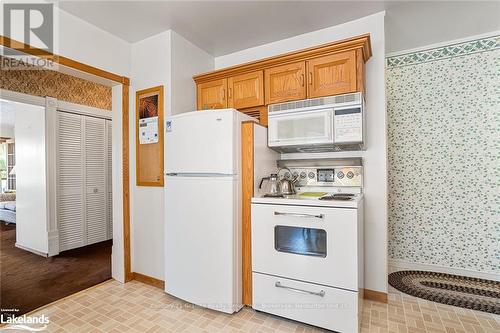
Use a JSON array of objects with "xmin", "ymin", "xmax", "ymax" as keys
[{"xmin": 386, "ymin": 35, "xmax": 500, "ymax": 68}]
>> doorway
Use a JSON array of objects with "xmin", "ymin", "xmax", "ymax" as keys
[{"xmin": 0, "ymin": 98, "xmax": 113, "ymax": 317}]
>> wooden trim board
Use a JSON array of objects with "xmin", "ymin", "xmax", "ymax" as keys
[
  {"xmin": 133, "ymin": 273, "xmax": 165, "ymax": 289},
  {"xmin": 194, "ymin": 34, "xmax": 371, "ymax": 83},
  {"xmin": 241, "ymin": 121, "xmax": 255, "ymax": 306},
  {"xmin": 122, "ymin": 85, "xmax": 132, "ymax": 282},
  {"xmin": 363, "ymin": 288, "xmax": 388, "ymax": 303},
  {"xmin": 0, "ymin": 35, "xmax": 129, "ymax": 85}
]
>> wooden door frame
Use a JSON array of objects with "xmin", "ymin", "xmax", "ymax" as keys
[{"xmin": 0, "ymin": 35, "xmax": 133, "ymax": 282}]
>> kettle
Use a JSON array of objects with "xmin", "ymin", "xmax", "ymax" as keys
[
  {"xmin": 259, "ymin": 173, "xmax": 282, "ymax": 197},
  {"xmin": 278, "ymin": 167, "xmax": 299, "ymax": 195}
]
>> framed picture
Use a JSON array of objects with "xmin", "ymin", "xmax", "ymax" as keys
[{"xmin": 136, "ymin": 86, "xmax": 164, "ymax": 186}]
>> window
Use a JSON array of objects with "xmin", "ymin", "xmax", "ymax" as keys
[{"xmin": 274, "ymin": 225, "xmax": 327, "ymax": 257}]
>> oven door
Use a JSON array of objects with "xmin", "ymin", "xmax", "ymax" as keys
[
  {"xmin": 267, "ymin": 108, "xmax": 333, "ymax": 147},
  {"xmin": 251, "ymin": 203, "xmax": 359, "ymax": 290}
]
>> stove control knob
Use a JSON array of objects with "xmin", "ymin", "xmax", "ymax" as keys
[
  {"xmin": 300, "ymin": 171, "xmax": 307, "ymax": 179},
  {"xmin": 292, "ymin": 172, "xmax": 299, "ymax": 179},
  {"xmin": 284, "ymin": 172, "xmax": 291, "ymax": 179},
  {"xmin": 337, "ymin": 171, "xmax": 345, "ymax": 179},
  {"xmin": 346, "ymin": 171, "xmax": 354, "ymax": 179},
  {"xmin": 308, "ymin": 172, "xmax": 315, "ymax": 179}
]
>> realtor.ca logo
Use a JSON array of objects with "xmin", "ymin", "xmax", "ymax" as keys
[
  {"xmin": 1, "ymin": 1, "xmax": 57, "ymax": 70},
  {"xmin": 0, "ymin": 313, "xmax": 49, "ymax": 331}
]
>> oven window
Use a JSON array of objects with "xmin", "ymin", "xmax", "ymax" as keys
[{"xmin": 274, "ymin": 226, "xmax": 327, "ymax": 257}]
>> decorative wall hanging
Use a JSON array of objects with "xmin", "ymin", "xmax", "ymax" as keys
[{"xmin": 136, "ymin": 86, "xmax": 164, "ymax": 186}]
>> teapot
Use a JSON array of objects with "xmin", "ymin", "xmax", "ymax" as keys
[
  {"xmin": 259, "ymin": 173, "xmax": 282, "ymax": 197},
  {"xmin": 278, "ymin": 167, "xmax": 299, "ymax": 195}
]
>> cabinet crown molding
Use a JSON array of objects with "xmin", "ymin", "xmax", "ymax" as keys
[{"xmin": 194, "ymin": 34, "xmax": 372, "ymax": 84}]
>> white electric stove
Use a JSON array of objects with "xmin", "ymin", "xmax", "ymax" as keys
[{"xmin": 251, "ymin": 159, "xmax": 364, "ymax": 333}]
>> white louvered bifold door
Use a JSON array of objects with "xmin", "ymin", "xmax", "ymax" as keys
[
  {"xmin": 105, "ymin": 119, "xmax": 113, "ymax": 240},
  {"xmin": 85, "ymin": 116, "xmax": 108, "ymax": 245},
  {"xmin": 57, "ymin": 112, "xmax": 85, "ymax": 251}
]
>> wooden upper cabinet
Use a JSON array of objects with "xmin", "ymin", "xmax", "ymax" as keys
[
  {"xmin": 197, "ymin": 79, "xmax": 227, "ymax": 110},
  {"xmin": 194, "ymin": 34, "xmax": 372, "ymax": 119},
  {"xmin": 264, "ymin": 62, "xmax": 306, "ymax": 104},
  {"xmin": 306, "ymin": 51, "xmax": 357, "ymax": 98},
  {"xmin": 228, "ymin": 71, "xmax": 264, "ymax": 109}
]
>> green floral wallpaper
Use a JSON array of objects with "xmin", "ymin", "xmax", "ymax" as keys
[{"xmin": 386, "ymin": 36, "xmax": 500, "ymax": 274}]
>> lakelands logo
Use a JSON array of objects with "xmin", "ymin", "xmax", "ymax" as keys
[
  {"xmin": 1, "ymin": 1, "xmax": 57, "ymax": 70},
  {"xmin": 0, "ymin": 314, "xmax": 49, "ymax": 331}
]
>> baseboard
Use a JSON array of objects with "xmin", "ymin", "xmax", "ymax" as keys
[
  {"xmin": 15, "ymin": 243, "xmax": 48, "ymax": 257},
  {"xmin": 389, "ymin": 259, "xmax": 499, "ymax": 282},
  {"xmin": 133, "ymin": 272, "xmax": 165, "ymax": 289},
  {"xmin": 363, "ymin": 288, "xmax": 388, "ymax": 303}
]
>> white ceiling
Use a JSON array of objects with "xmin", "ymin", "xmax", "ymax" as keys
[{"xmin": 59, "ymin": 1, "xmax": 500, "ymax": 56}]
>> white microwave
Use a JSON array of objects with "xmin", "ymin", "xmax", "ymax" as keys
[{"xmin": 267, "ymin": 92, "xmax": 364, "ymax": 153}]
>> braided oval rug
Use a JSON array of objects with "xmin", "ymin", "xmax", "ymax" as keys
[{"xmin": 388, "ymin": 271, "xmax": 500, "ymax": 314}]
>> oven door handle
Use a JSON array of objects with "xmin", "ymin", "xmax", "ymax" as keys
[
  {"xmin": 274, "ymin": 211, "xmax": 324, "ymax": 219},
  {"xmin": 275, "ymin": 282, "xmax": 325, "ymax": 297}
]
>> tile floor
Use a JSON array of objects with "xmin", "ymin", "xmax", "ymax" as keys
[{"xmin": 12, "ymin": 280, "xmax": 500, "ymax": 333}]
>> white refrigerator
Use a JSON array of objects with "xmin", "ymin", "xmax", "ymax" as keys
[{"xmin": 164, "ymin": 109, "xmax": 252, "ymax": 314}]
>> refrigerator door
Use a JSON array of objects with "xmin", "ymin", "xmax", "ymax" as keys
[
  {"xmin": 165, "ymin": 110, "xmax": 236, "ymax": 175},
  {"xmin": 164, "ymin": 175, "xmax": 242, "ymax": 313}
]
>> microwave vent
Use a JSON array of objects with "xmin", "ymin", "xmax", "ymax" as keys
[
  {"xmin": 270, "ymin": 143, "xmax": 364, "ymax": 153},
  {"xmin": 243, "ymin": 109, "xmax": 261, "ymax": 121},
  {"xmin": 268, "ymin": 92, "xmax": 362, "ymax": 113}
]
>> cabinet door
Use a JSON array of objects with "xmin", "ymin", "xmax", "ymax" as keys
[
  {"xmin": 228, "ymin": 71, "xmax": 264, "ymax": 109},
  {"xmin": 307, "ymin": 51, "xmax": 357, "ymax": 98},
  {"xmin": 57, "ymin": 112, "xmax": 85, "ymax": 252},
  {"xmin": 84, "ymin": 116, "xmax": 108, "ymax": 245},
  {"xmin": 265, "ymin": 62, "xmax": 306, "ymax": 104},
  {"xmin": 197, "ymin": 79, "xmax": 228, "ymax": 110}
]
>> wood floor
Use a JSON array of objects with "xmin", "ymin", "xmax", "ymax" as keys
[
  {"xmin": 0, "ymin": 222, "xmax": 112, "ymax": 317},
  {"xmin": 17, "ymin": 279, "xmax": 500, "ymax": 332}
]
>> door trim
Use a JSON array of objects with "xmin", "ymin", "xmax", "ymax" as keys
[{"xmin": 0, "ymin": 35, "xmax": 133, "ymax": 282}]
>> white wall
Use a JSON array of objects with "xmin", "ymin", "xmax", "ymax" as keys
[
  {"xmin": 215, "ymin": 12, "xmax": 388, "ymax": 293},
  {"xmin": 129, "ymin": 30, "xmax": 214, "ymax": 280},
  {"xmin": 130, "ymin": 31, "xmax": 171, "ymax": 280},
  {"xmin": 170, "ymin": 31, "xmax": 214, "ymax": 114},
  {"xmin": 14, "ymin": 102, "xmax": 49, "ymax": 254},
  {"xmin": 58, "ymin": 9, "xmax": 131, "ymax": 76},
  {"xmin": 0, "ymin": 5, "xmax": 131, "ymax": 76},
  {"xmin": 0, "ymin": 124, "xmax": 14, "ymax": 138}
]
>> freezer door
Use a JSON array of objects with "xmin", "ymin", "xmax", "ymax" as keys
[
  {"xmin": 165, "ymin": 110, "xmax": 236, "ymax": 174},
  {"xmin": 164, "ymin": 175, "xmax": 242, "ymax": 313}
]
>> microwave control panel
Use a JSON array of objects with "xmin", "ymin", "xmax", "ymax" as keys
[
  {"xmin": 280, "ymin": 166, "xmax": 362, "ymax": 187},
  {"xmin": 334, "ymin": 107, "xmax": 363, "ymax": 144}
]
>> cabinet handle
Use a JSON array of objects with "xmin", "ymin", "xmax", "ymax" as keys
[
  {"xmin": 228, "ymin": 87, "xmax": 232, "ymax": 99},
  {"xmin": 222, "ymin": 88, "xmax": 225, "ymax": 100},
  {"xmin": 274, "ymin": 211, "xmax": 324, "ymax": 219},
  {"xmin": 309, "ymin": 72, "xmax": 313, "ymax": 85},
  {"xmin": 300, "ymin": 73, "xmax": 305, "ymax": 87},
  {"xmin": 275, "ymin": 282, "xmax": 325, "ymax": 297}
]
